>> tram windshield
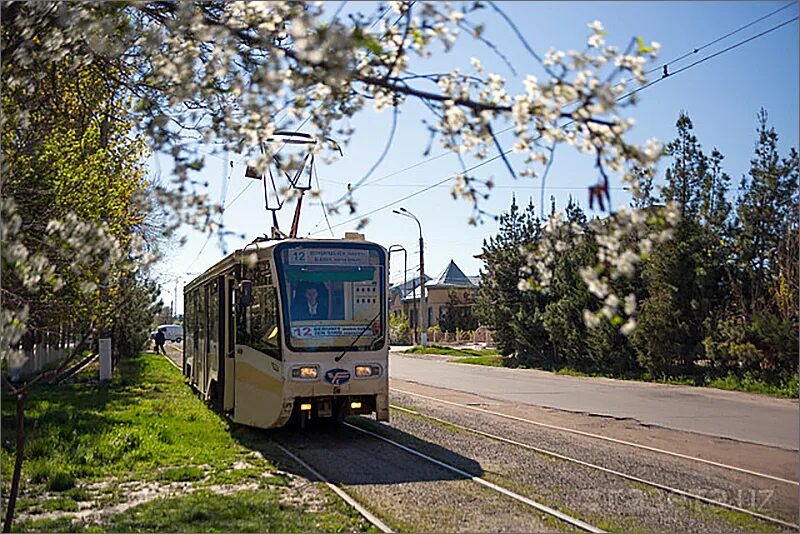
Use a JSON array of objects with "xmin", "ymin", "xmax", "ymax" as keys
[{"xmin": 275, "ymin": 243, "xmax": 385, "ymax": 352}]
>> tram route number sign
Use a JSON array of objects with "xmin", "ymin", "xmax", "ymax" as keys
[
  {"xmin": 288, "ymin": 248, "xmax": 369, "ymax": 266},
  {"xmin": 291, "ymin": 324, "xmax": 370, "ymax": 338}
]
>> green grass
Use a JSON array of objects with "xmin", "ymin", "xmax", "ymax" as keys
[
  {"xmin": 706, "ymin": 372, "xmax": 798, "ymax": 398},
  {"xmin": 97, "ymin": 489, "xmax": 369, "ymax": 533},
  {"xmin": 404, "ymin": 344, "xmax": 499, "ymax": 357},
  {"xmin": 206, "ymin": 467, "xmax": 277, "ymax": 486},
  {"xmin": 2, "ymin": 352, "xmax": 372, "ymax": 532},
  {"xmin": 676, "ymin": 498, "xmax": 778, "ymax": 533},
  {"xmin": 451, "ymin": 355, "xmax": 504, "ymax": 367},
  {"xmin": 445, "ymin": 356, "xmax": 798, "ymax": 399},
  {"xmin": 3, "ymin": 353, "xmax": 247, "ymax": 488},
  {"xmin": 156, "ymin": 466, "xmax": 206, "ymax": 483}
]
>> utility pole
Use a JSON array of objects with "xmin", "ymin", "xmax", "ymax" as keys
[
  {"xmin": 388, "ymin": 244, "xmax": 410, "ymax": 344},
  {"xmin": 393, "ymin": 208, "xmax": 428, "ymax": 347}
]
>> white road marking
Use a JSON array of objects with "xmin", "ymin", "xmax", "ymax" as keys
[
  {"xmin": 392, "ymin": 388, "xmax": 798, "ymax": 487},
  {"xmin": 391, "ymin": 404, "xmax": 799, "ymax": 530},
  {"xmin": 344, "ymin": 421, "xmax": 605, "ymax": 533}
]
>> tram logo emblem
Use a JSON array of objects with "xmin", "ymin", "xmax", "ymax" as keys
[{"xmin": 324, "ymin": 368, "xmax": 351, "ymax": 385}]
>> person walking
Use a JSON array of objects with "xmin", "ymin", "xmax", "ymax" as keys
[{"xmin": 154, "ymin": 328, "xmax": 166, "ymax": 355}]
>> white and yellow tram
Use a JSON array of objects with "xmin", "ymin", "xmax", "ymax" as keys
[{"xmin": 182, "ymin": 235, "xmax": 390, "ymax": 428}]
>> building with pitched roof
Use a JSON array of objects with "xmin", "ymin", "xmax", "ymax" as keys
[{"xmin": 390, "ymin": 260, "xmax": 479, "ymax": 331}]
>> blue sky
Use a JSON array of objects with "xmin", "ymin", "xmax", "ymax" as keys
[{"xmin": 155, "ymin": 1, "xmax": 799, "ymax": 314}]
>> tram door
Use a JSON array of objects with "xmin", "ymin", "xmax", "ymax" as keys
[
  {"xmin": 232, "ymin": 264, "xmax": 286, "ymax": 428},
  {"xmin": 207, "ymin": 278, "xmax": 219, "ymax": 397},
  {"xmin": 223, "ymin": 276, "xmax": 235, "ymax": 411},
  {"xmin": 196, "ymin": 285, "xmax": 208, "ymax": 394}
]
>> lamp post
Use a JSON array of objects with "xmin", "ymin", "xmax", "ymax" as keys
[
  {"xmin": 388, "ymin": 244, "xmax": 411, "ymax": 344},
  {"xmin": 392, "ymin": 208, "xmax": 428, "ymax": 347}
]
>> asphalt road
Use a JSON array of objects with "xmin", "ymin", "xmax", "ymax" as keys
[{"xmin": 389, "ymin": 352, "xmax": 800, "ymax": 451}]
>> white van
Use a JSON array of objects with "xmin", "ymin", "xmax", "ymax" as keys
[{"xmin": 151, "ymin": 324, "xmax": 183, "ymax": 343}]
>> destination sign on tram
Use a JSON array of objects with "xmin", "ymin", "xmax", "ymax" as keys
[
  {"xmin": 287, "ymin": 248, "xmax": 370, "ymax": 266},
  {"xmin": 291, "ymin": 324, "xmax": 371, "ymax": 338}
]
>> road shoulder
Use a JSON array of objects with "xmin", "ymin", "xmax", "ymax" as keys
[{"xmin": 390, "ymin": 377, "xmax": 799, "ymax": 484}]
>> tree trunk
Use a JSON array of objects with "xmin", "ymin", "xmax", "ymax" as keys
[{"xmin": 3, "ymin": 392, "xmax": 27, "ymax": 533}]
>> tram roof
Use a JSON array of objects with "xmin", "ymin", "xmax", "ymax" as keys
[{"xmin": 183, "ymin": 236, "xmax": 384, "ymax": 292}]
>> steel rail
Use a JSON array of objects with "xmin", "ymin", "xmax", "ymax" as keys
[
  {"xmin": 159, "ymin": 349, "xmax": 393, "ymax": 532},
  {"xmin": 390, "ymin": 404, "xmax": 799, "ymax": 530},
  {"xmin": 274, "ymin": 442, "xmax": 394, "ymax": 533},
  {"xmin": 392, "ymin": 388, "xmax": 798, "ymax": 487},
  {"xmin": 343, "ymin": 421, "xmax": 605, "ymax": 533}
]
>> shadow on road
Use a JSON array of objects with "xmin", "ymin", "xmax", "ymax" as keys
[{"xmin": 232, "ymin": 416, "xmax": 483, "ymax": 486}]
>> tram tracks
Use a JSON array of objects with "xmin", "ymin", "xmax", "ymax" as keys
[
  {"xmin": 392, "ymin": 387, "xmax": 797, "ymax": 487},
  {"xmin": 274, "ymin": 420, "xmax": 604, "ymax": 533},
  {"xmin": 161, "ymin": 347, "xmax": 797, "ymax": 530},
  {"xmin": 162, "ymin": 347, "xmax": 597, "ymax": 530},
  {"xmin": 342, "ymin": 421, "xmax": 604, "ymax": 533},
  {"xmin": 276, "ymin": 407, "xmax": 795, "ymax": 533},
  {"xmin": 386, "ymin": 402, "xmax": 799, "ymax": 530}
]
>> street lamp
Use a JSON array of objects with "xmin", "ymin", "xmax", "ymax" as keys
[
  {"xmin": 392, "ymin": 207, "xmax": 428, "ymax": 347},
  {"xmin": 388, "ymin": 244, "xmax": 413, "ymax": 345}
]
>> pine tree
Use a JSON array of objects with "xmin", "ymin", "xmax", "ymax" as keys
[
  {"xmin": 542, "ymin": 198, "xmax": 593, "ymax": 370},
  {"xmin": 705, "ymin": 110, "xmax": 799, "ymax": 381},
  {"xmin": 476, "ymin": 197, "xmax": 551, "ymax": 366},
  {"xmin": 634, "ymin": 112, "xmax": 711, "ymax": 377},
  {"xmin": 734, "ymin": 109, "xmax": 798, "ymax": 314},
  {"xmin": 662, "ymin": 112, "xmax": 708, "ymax": 218}
]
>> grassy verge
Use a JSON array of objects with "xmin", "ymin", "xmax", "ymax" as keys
[
  {"xmin": 555, "ymin": 368, "xmax": 798, "ymax": 399},
  {"xmin": 441, "ymin": 354, "xmax": 798, "ymax": 399},
  {"xmin": 451, "ymin": 355, "xmax": 504, "ymax": 367},
  {"xmin": 1, "ymin": 352, "xmax": 372, "ymax": 532},
  {"xmin": 403, "ymin": 344, "xmax": 499, "ymax": 357}
]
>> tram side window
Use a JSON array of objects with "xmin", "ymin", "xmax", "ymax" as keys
[
  {"xmin": 198, "ymin": 289, "xmax": 207, "ymax": 352},
  {"xmin": 237, "ymin": 285, "xmax": 280, "ymax": 359},
  {"xmin": 191, "ymin": 291, "xmax": 200, "ymax": 352},
  {"xmin": 208, "ymin": 280, "xmax": 218, "ymax": 351}
]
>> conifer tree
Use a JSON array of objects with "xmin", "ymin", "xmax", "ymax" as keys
[
  {"xmin": 634, "ymin": 112, "xmax": 710, "ymax": 377},
  {"xmin": 476, "ymin": 197, "xmax": 551, "ymax": 366},
  {"xmin": 734, "ymin": 109, "xmax": 798, "ymax": 314},
  {"xmin": 705, "ymin": 110, "xmax": 799, "ymax": 381}
]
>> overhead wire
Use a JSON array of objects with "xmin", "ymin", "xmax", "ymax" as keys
[
  {"xmin": 183, "ymin": 0, "xmax": 373, "ymax": 249},
  {"xmin": 311, "ymin": 12, "xmax": 798, "ymax": 234},
  {"xmin": 620, "ymin": 15, "xmax": 798, "ymax": 103},
  {"xmin": 184, "ymin": 153, "xmax": 235, "ymax": 272},
  {"xmin": 181, "ymin": 3, "xmax": 397, "ymax": 272},
  {"xmin": 186, "ymin": 3, "xmax": 797, "ymax": 248},
  {"xmin": 313, "ymin": 164, "xmax": 335, "ymax": 237},
  {"xmin": 332, "ymin": 1, "xmax": 799, "ymax": 196},
  {"xmin": 644, "ymin": 1, "xmax": 796, "ymax": 76}
]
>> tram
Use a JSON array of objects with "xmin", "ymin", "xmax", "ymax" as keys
[{"xmin": 182, "ymin": 234, "xmax": 390, "ymax": 428}]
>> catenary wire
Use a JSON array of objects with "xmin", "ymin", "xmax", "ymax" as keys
[
  {"xmin": 312, "ymin": 14, "xmax": 798, "ymax": 234},
  {"xmin": 198, "ymin": 2, "xmax": 800, "ymax": 229},
  {"xmin": 311, "ymin": 4, "xmax": 799, "ymax": 230},
  {"xmin": 221, "ymin": 3, "xmax": 411, "ymax": 217},
  {"xmin": 645, "ymin": 1, "xmax": 796, "ymax": 75},
  {"xmin": 621, "ymin": 15, "xmax": 798, "ymax": 103}
]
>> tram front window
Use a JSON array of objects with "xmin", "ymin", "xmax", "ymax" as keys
[{"xmin": 276, "ymin": 244, "xmax": 385, "ymax": 352}]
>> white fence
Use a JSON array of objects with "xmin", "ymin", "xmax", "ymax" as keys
[
  {"xmin": 426, "ymin": 326, "xmax": 494, "ymax": 345},
  {"xmin": 7, "ymin": 344, "xmax": 72, "ymax": 381}
]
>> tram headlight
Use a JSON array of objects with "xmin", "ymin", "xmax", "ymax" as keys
[
  {"xmin": 355, "ymin": 364, "xmax": 381, "ymax": 378},
  {"xmin": 291, "ymin": 366, "xmax": 318, "ymax": 379}
]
